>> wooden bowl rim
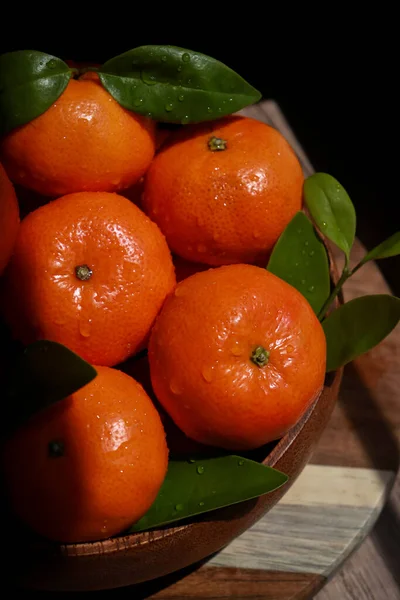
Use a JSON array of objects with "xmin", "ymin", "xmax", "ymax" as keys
[
  {"xmin": 57, "ymin": 367, "xmax": 341, "ymax": 557},
  {"xmin": 32, "ymin": 238, "xmax": 342, "ymax": 558}
]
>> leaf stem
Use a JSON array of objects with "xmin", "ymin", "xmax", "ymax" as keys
[{"xmin": 318, "ymin": 265, "xmax": 350, "ymax": 321}]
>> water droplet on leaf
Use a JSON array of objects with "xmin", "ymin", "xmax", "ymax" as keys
[
  {"xmin": 165, "ymin": 103, "xmax": 173, "ymax": 112},
  {"xmin": 175, "ymin": 503, "xmax": 184, "ymax": 511},
  {"xmin": 161, "ymin": 55, "xmax": 167, "ymax": 62},
  {"xmin": 308, "ymin": 285, "xmax": 315, "ymax": 292},
  {"xmin": 182, "ymin": 53, "xmax": 190, "ymax": 63},
  {"xmin": 188, "ymin": 458, "xmax": 196, "ymax": 464},
  {"xmin": 196, "ymin": 465, "xmax": 205, "ymax": 474},
  {"xmin": 199, "ymin": 501, "xmax": 205, "ymax": 506},
  {"xmin": 238, "ymin": 459, "xmax": 245, "ymax": 466},
  {"xmin": 141, "ymin": 71, "xmax": 157, "ymax": 86},
  {"xmin": 134, "ymin": 98, "xmax": 143, "ymax": 107},
  {"xmin": 178, "ymin": 94, "xmax": 184, "ymax": 101},
  {"xmin": 309, "ymin": 250, "xmax": 315, "ymax": 257},
  {"xmin": 48, "ymin": 59, "xmax": 58, "ymax": 69}
]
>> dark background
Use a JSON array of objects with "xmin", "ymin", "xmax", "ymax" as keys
[{"xmin": 1, "ymin": 32, "xmax": 398, "ymax": 294}]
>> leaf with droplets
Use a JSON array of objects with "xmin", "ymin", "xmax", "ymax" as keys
[
  {"xmin": 0, "ymin": 50, "xmax": 72, "ymax": 135},
  {"xmin": 323, "ymin": 294, "xmax": 400, "ymax": 371},
  {"xmin": 98, "ymin": 45, "xmax": 261, "ymax": 124},
  {"xmin": 3, "ymin": 340, "xmax": 97, "ymax": 435},
  {"xmin": 130, "ymin": 455, "xmax": 288, "ymax": 532},
  {"xmin": 303, "ymin": 173, "xmax": 356, "ymax": 261},
  {"xmin": 267, "ymin": 211, "xmax": 330, "ymax": 314}
]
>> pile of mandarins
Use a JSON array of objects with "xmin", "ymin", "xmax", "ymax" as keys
[{"xmin": 0, "ymin": 71, "xmax": 326, "ymax": 543}]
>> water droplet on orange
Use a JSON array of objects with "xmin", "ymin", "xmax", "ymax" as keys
[
  {"xmin": 174, "ymin": 286, "xmax": 185, "ymax": 297},
  {"xmin": 231, "ymin": 341, "xmax": 243, "ymax": 356},
  {"xmin": 201, "ymin": 365, "xmax": 214, "ymax": 382},
  {"xmin": 79, "ymin": 319, "xmax": 92, "ymax": 338},
  {"xmin": 169, "ymin": 379, "xmax": 182, "ymax": 395},
  {"xmin": 287, "ymin": 344, "xmax": 294, "ymax": 353}
]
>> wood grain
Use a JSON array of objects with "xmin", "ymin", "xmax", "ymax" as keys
[{"xmin": 144, "ymin": 568, "xmax": 325, "ymax": 600}]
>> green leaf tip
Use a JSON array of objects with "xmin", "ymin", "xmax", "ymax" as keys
[
  {"xmin": 0, "ymin": 50, "xmax": 72, "ymax": 135},
  {"xmin": 358, "ymin": 231, "xmax": 400, "ymax": 268},
  {"xmin": 323, "ymin": 294, "xmax": 400, "ymax": 371},
  {"xmin": 304, "ymin": 173, "xmax": 356, "ymax": 261},
  {"xmin": 130, "ymin": 454, "xmax": 288, "ymax": 532},
  {"xmin": 4, "ymin": 340, "xmax": 97, "ymax": 435},
  {"xmin": 98, "ymin": 45, "xmax": 261, "ymax": 124},
  {"xmin": 267, "ymin": 211, "xmax": 330, "ymax": 315}
]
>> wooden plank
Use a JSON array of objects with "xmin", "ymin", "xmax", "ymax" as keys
[
  {"xmin": 316, "ymin": 473, "xmax": 400, "ymax": 600},
  {"xmin": 209, "ymin": 465, "xmax": 394, "ymax": 575},
  {"xmin": 144, "ymin": 568, "xmax": 325, "ymax": 600}
]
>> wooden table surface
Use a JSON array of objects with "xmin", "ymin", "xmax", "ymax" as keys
[{"xmin": 18, "ymin": 102, "xmax": 400, "ymax": 599}]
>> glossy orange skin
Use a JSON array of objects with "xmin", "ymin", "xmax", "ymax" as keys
[
  {"xmin": 0, "ymin": 77, "xmax": 156, "ymax": 197},
  {"xmin": 0, "ymin": 163, "xmax": 19, "ymax": 273},
  {"xmin": 142, "ymin": 116, "xmax": 304, "ymax": 266},
  {"xmin": 2, "ymin": 192, "xmax": 176, "ymax": 366},
  {"xmin": 149, "ymin": 264, "xmax": 326, "ymax": 451},
  {"xmin": 2, "ymin": 366, "xmax": 168, "ymax": 543}
]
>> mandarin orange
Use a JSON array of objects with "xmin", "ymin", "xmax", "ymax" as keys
[
  {"xmin": 1, "ymin": 191, "xmax": 176, "ymax": 366},
  {"xmin": 0, "ymin": 162, "xmax": 19, "ymax": 274},
  {"xmin": 142, "ymin": 116, "xmax": 304, "ymax": 266},
  {"xmin": 0, "ymin": 75, "xmax": 156, "ymax": 197},
  {"xmin": 2, "ymin": 366, "xmax": 168, "ymax": 543},
  {"xmin": 149, "ymin": 264, "xmax": 326, "ymax": 450}
]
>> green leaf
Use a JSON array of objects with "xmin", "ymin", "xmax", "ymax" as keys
[
  {"xmin": 4, "ymin": 340, "xmax": 97, "ymax": 433},
  {"xmin": 98, "ymin": 45, "xmax": 261, "ymax": 124},
  {"xmin": 358, "ymin": 231, "xmax": 400, "ymax": 267},
  {"xmin": 303, "ymin": 173, "xmax": 356, "ymax": 261},
  {"xmin": 0, "ymin": 50, "xmax": 72, "ymax": 135},
  {"xmin": 130, "ymin": 455, "xmax": 288, "ymax": 532},
  {"xmin": 267, "ymin": 211, "xmax": 330, "ymax": 314},
  {"xmin": 323, "ymin": 295, "xmax": 400, "ymax": 371}
]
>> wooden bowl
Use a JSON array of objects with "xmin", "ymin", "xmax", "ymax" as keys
[{"xmin": 6, "ymin": 366, "xmax": 341, "ymax": 592}]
